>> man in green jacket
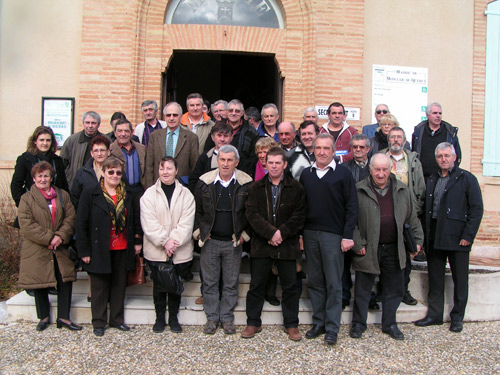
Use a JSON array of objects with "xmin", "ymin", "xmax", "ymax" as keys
[{"xmin": 350, "ymin": 153, "xmax": 423, "ymax": 340}]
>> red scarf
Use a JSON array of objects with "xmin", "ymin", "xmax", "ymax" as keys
[{"xmin": 38, "ymin": 187, "xmax": 57, "ymax": 229}]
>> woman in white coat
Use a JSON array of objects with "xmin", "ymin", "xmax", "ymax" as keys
[{"xmin": 140, "ymin": 156, "xmax": 195, "ymax": 333}]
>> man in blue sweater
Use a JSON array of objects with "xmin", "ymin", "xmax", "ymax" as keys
[{"xmin": 300, "ymin": 133, "xmax": 358, "ymax": 345}]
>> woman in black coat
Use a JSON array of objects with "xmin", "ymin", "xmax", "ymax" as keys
[
  {"xmin": 76, "ymin": 156, "xmax": 142, "ymax": 337},
  {"xmin": 11, "ymin": 126, "xmax": 68, "ymax": 208}
]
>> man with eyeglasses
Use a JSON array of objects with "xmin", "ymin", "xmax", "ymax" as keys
[
  {"xmin": 145, "ymin": 102, "xmax": 199, "ymax": 188},
  {"xmin": 180, "ymin": 93, "xmax": 215, "ymax": 155},
  {"xmin": 319, "ymin": 102, "xmax": 358, "ymax": 163},
  {"xmin": 362, "ymin": 104, "xmax": 390, "ymax": 138},
  {"xmin": 134, "ymin": 100, "xmax": 167, "ymax": 148},
  {"xmin": 380, "ymin": 126, "xmax": 425, "ymax": 306}
]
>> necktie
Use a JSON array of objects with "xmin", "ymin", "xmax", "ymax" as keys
[{"xmin": 166, "ymin": 131, "xmax": 174, "ymax": 157}]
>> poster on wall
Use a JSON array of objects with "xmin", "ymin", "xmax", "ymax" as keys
[
  {"xmin": 372, "ymin": 65, "xmax": 428, "ymax": 138},
  {"xmin": 42, "ymin": 97, "xmax": 75, "ymax": 148}
]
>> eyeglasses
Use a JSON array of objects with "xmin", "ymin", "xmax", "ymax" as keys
[
  {"xmin": 376, "ymin": 110, "xmax": 389, "ymax": 115},
  {"xmin": 165, "ymin": 113, "xmax": 179, "ymax": 118},
  {"xmin": 352, "ymin": 145, "xmax": 366, "ymax": 150},
  {"xmin": 106, "ymin": 170, "xmax": 123, "ymax": 176},
  {"xmin": 228, "ymin": 109, "xmax": 241, "ymax": 113}
]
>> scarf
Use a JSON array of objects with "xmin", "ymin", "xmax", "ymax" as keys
[
  {"xmin": 38, "ymin": 186, "xmax": 57, "ymax": 229},
  {"xmin": 100, "ymin": 179, "xmax": 127, "ymax": 233}
]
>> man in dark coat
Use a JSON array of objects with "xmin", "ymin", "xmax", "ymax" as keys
[
  {"xmin": 242, "ymin": 147, "xmax": 306, "ymax": 341},
  {"xmin": 415, "ymin": 142, "xmax": 483, "ymax": 333}
]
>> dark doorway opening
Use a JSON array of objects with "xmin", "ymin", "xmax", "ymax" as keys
[{"xmin": 163, "ymin": 51, "xmax": 282, "ymax": 114}]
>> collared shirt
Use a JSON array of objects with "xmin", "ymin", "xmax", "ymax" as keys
[
  {"xmin": 432, "ymin": 167, "xmax": 453, "ymax": 219},
  {"xmin": 267, "ymin": 175, "xmax": 283, "ymax": 220},
  {"xmin": 312, "ymin": 158, "xmax": 336, "ymax": 179},
  {"xmin": 370, "ymin": 176, "xmax": 390, "ymax": 196},
  {"xmin": 165, "ymin": 127, "xmax": 180, "ymax": 156},
  {"xmin": 121, "ymin": 143, "xmax": 140, "ymax": 186},
  {"xmin": 355, "ymin": 159, "xmax": 368, "ymax": 168},
  {"xmin": 387, "ymin": 151, "xmax": 409, "ymax": 186},
  {"xmin": 214, "ymin": 171, "xmax": 236, "ymax": 188},
  {"xmin": 142, "ymin": 120, "xmax": 162, "ymax": 147},
  {"xmin": 189, "ymin": 116, "xmax": 204, "ymax": 134}
]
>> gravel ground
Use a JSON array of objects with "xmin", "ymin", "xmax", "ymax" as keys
[{"xmin": 0, "ymin": 321, "xmax": 499, "ymax": 374}]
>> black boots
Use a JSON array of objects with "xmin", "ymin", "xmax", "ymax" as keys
[
  {"xmin": 153, "ymin": 294, "xmax": 166, "ymax": 333},
  {"xmin": 168, "ymin": 294, "xmax": 182, "ymax": 333}
]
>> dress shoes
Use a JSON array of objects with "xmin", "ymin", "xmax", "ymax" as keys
[
  {"xmin": 93, "ymin": 327, "xmax": 105, "ymax": 337},
  {"xmin": 305, "ymin": 325, "xmax": 326, "ymax": 339},
  {"xmin": 402, "ymin": 291, "xmax": 418, "ymax": 305},
  {"xmin": 36, "ymin": 320, "xmax": 49, "ymax": 331},
  {"xmin": 324, "ymin": 331, "xmax": 338, "ymax": 345},
  {"xmin": 349, "ymin": 324, "xmax": 365, "ymax": 339},
  {"xmin": 449, "ymin": 320, "xmax": 463, "ymax": 333},
  {"xmin": 284, "ymin": 327, "xmax": 302, "ymax": 341},
  {"xmin": 382, "ymin": 324, "xmax": 404, "ymax": 340},
  {"xmin": 368, "ymin": 299, "xmax": 380, "ymax": 311},
  {"xmin": 241, "ymin": 325, "xmax": 262, "ymax": 338},
  {"xmin": 195, "ymin": 296, "xmax": 204, "ymax": 305},
  {"xmin": 414, "ymin": 317, "xmax": 443, "ymax": 327},
  {"xmin": 110, "ymin": 323, "xmax": 130, "ymax": 331},
  {"xmin": 342, "ymin": 299, "xmax": 350, "ymax": 310},
  {"xmin": 56, "ymin": 319, "xmax": 82, "ymax": 331},
  {"xmin": 265, "ymin": 296, "xmax": 281, "ymax": 306}
]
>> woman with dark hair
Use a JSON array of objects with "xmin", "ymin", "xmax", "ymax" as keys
[
  {"xmin": 11, "ymin": 126, "xmax": 68, "ymax": 208},
  {"xmin": 76, "ymin": 156, "xmax": 142, "ymax": 337},
  {"xmin": 18, "ymin": 161, "xmax": 81, "ymax": 331},
  {"xmin": 140, "ymin": 156, "xmax": 195, "ymax": 333}
]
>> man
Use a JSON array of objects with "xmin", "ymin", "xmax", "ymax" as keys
[
  {"xmin": 193, "ymin": 145, "xmax": 253, "ymax": 335},
  {"xmin": 415, "ymin": 143, "xmax": 483, "ymax": 333},
  {"xmin": 145, "ymin": 102, "xmax": 199, "ymax": 188},
  {"xmin": 242, "ymin": 147, "xmax": 306, "ymax": 341},
  {"xmin": 212, "ymin": 99, "xmax": 228, "ymax": 122},
  {"xmin": 61, "ymin": 111, "xmax": 109, "ymax": 187},
  {"xmin": 188, "ymin": 122, "xmax": 233, "ymax": 193},
  {"xmin": 180, "ymin": 93, "xmax": 215, "ymax": 154},
  {"xmin": 350, "ymin": 153, "xmax": 423, "ymax": 340},
  {"xmin": 245, "ymin": 106, "xmax": 261, "ymax": 130},
  {"xmin": 412, "ymin": 102, "xmax": 461, "ymax": 179},
  {"xmin": 287, "ymin": 120, "xmax": 319, "ymax": 180},
  {"xmin": 362, "ymin": 104, "xmax": 390, "ymax": 138},
  {"xmin": 381, "ymin": 126, "xmax": 426, "ymax": 305},
  {"xmin": 320, "ymin": 102, "xmax": 358, "ymax": 163},
  {"xmin": 341, "ymin": 133, "xmax": 375, "ymax": 310},
  {"xmin": 110, "ymin": 119, "xmax": 146, "ymax": 194},
  {"xmin": 257, "ymin": 103, "xmax": 280, "ymax": 142},
  {"xmin": 303, "ymin": 107, "xmax": 319, "ymax": 125},
  {"xmin": 277, "ymin": 121, "xmax": 298, "ymax": 158},
  {"xmin": 300, "ymin": 133, "xmax": 358, "ymax": 345},
  {"xmin": 107, "ymin": 112, "xmax": 140, "ymax": 143},
  {"xmin": 134, "ymin": 100, "xmax": 167, "ymax": 147}
]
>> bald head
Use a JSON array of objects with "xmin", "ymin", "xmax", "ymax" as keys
[
  {"xmin": 370, "ymin": 153, "xmax": 391, "ymax": 188},
  {"xmin": 278, "ymin": 121, "xmax": 296, "ymax": 148}
]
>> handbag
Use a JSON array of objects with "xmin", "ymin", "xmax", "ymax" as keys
[
  {"xmin": 403, "ymin": 223, "xmax": 418, "ymax": 254},
  {"xmin": 128, "ymin": 255, "xmax": 147, "ymax": 286},
  {"xmin": 155, "ymin": 258, "xmax": 184, "ymax": 295}
]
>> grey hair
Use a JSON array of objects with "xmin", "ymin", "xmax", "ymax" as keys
[
  {"xmin": 312, "ymin": 133, "xmax": 335, "ymax": 151},
  {"xmin": 426, "ymin": 102, "xmax": 442, "ymax": 116},
  {"xmin": 261, "ymin": 103, "xmax": 279, "ymax": 117},
  {"xmin": 218, "ymin": 144, "xmax": 240, "ymax": 161},
  {"xmin": 369, "ymin": 152, "xmax": 390, "ymax": 168},
  {"xmin": 228, "ymin": 99, "xmax": 244, "ymax": 111},
  {"xmin": 141, "ymin": 100, "xmax": 158, "ymax": 111},
  {"xmin": 277, "ymin": 121, "xmax": 296, "ymax": 133},
  {"xmin": 163, "ymin": 102, "xmax": 182, "ymax": 115},
  {"xmin": 82, "ymin": 111, "xmax": 101, "ymax": 125},
  {"xmin": 435, "ymin": 142, "xmax": 456, "ymax": 156},
  {"xmin": 186, "ymin": 93, "xmax": 203, "ymax": 107},
  {"xmin": 388, "ymin": 126, "xmax": 406, "ymax": 140},
  {"xmin": 375, "ymin": 103, "xmax": 390, "ymax": 113},
  {"xmin": 211, "ymin": 100, "xmax": 228, "ymax": 113},
  {"xmin": 350, "ymin": 133, "xmax": 370, "ymax": 148},
  {"xmin": 303, "ymin": 107, "xmax": 317, "ymax": 117}
]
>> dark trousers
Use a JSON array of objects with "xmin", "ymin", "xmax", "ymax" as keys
[
  {"xmin": 34, "ymin": 255, "xmax": 73, "ymax": 321},
  {"xmin": 147, "ymin": 261, "xmax": 182, "ymax": 321},
  {"xmin": 342, "ymin": 251, "xmax": 353, "ymax": 302},
  {"xmin": 89, "ymin": 249, "xmax": 128, "ymax": 329},
  {"xmin": 404, "ymin": 251, "xmax": 411, "ymax": 292},
  {"xmin": 352, "ymin": 243, "xmax": 404, "ymax": 330},
  {"xmin": 246, "ymin": 257, "xmax": 299, "ymax": 328}
]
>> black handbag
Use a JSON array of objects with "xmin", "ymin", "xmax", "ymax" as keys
[
  {"xmin": 403, "ymin": 223, "xmax": 418, "ymax": 254},
  {"xmin": 156, "ymin": 258, "xmax": 184, "ymax": 295}
]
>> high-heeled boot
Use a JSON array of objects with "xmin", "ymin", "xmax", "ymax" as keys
[
  {"xmin": 153, "ymin": 293, "xmax": 167, "ymax": 333},
  {"xmin": 168, "ymin": 293, "xmax": 182, "ymax": 333}
]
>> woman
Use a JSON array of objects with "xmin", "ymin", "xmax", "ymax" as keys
[
  {"xmin": 369, "ymin": 114, "xmax": 410, "ymax": 155},
  {"xmin": 254, "ymin": 137, "xmax": 277, "ymax": 181},
  {"xmin": 11, "ymin": 126, "xmax": 68, "ymax": 209},
  {"xmin": 76, "ymin": 157, "xmax": 142, "ymax": 337},
  {"xmin": 17, "ymin": 161, "xmax": 81, "ymax": 331},
  {"xmin": 141, "ymin": 157, "xmax": 195, "ymax": 333}
]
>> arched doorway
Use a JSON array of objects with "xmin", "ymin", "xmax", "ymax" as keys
[{"xmin": 163, "ymin": 51, "xmax": 283, "ymax": 113}]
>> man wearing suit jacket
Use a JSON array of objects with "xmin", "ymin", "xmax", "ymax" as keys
[{"xmin": 145, "ymin": 102, "xmax": 199, "ymax": 188}]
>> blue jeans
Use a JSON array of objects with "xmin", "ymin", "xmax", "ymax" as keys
[
  {"xmin": 303, "ymin": 230, "xmax": 343, "ymax": 333},
  {"xmin": 200, "ymin": 239, "xmax": 242, "ymax": 323}
]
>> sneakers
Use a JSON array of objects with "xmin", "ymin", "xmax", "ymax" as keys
[
  {"xmin": 203, "ymin": 320, "xmax": 218, "ymax": 334},
  {"xmin": 222, "ymin": 321, "xmax": 236, "ymax": 334}
]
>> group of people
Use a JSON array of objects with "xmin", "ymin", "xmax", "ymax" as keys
[{"xmin": 11, "ymin": 95, "xmax": 483, "ymax": 345}]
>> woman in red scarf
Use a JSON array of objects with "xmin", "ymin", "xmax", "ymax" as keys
[{"xmin": 17, "ymin": 161, "xmax": 81, "ymax": 331}]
